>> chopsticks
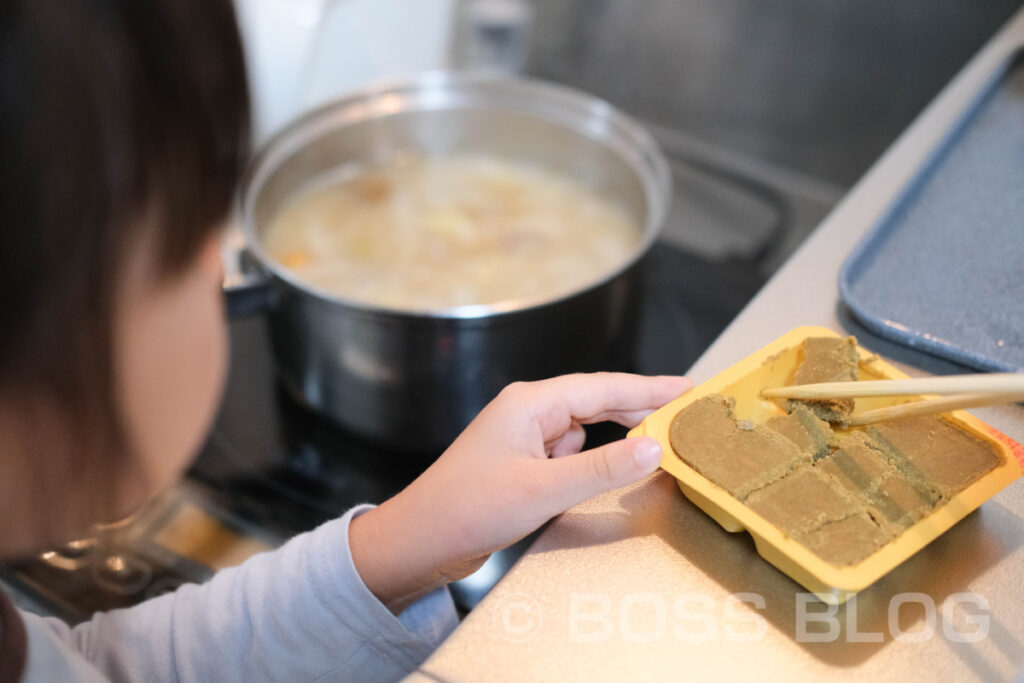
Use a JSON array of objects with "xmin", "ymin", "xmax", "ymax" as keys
[
  {"xmin": 760, "ymin": 373, "xmax": 1024, "ymax": 426},
  {"xmin": 844, "ymin": 391, "xmax": 1024, "ymax": 426},
  {"xmin": 761, "ymin": 373, "xmax": 1024, "ymax": 399}
]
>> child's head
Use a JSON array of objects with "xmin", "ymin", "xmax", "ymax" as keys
[{"xmin": 0, "ymin": 0, "xmax": 250, "ymax": 556}]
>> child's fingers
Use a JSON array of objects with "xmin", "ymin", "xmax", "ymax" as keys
[
  {"xmin": 547, "ymin": 422, "xmax": 587, "ymax": 457},
  {"xmin": 544, "ymin": 409, "xmax": 661, "ymax": 459},
  {"xmin": 538, "ymin": 436, "xmax": 663, "ymax": 515},
  {"xmin": 572, "ymin": 407, "xmax": 662, "ymax": 428},
  {"xmin": 519, "ymin": 373, "xmax": 691, "ymax": 438}
]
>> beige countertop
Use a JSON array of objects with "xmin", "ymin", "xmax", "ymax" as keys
[{"xmin": 412, "ymin": 7, "xmax": 1024, "ymax": 681}]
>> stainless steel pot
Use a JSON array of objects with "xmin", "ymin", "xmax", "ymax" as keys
[{"xmin": 227, "ymin": 72, "xmax": 671, "ymax": 453}]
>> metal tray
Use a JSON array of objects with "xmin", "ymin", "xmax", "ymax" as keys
[{"xmin": 839, "ymin": 49, "xmax": 1024, "ymax": 371}]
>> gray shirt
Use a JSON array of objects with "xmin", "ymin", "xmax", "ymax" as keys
[{"xmin": 2, "ymin": 505, "xmax": 458, "ymax": 682}]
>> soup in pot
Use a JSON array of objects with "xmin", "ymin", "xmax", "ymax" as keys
[{"xmin": 262, "ymin": 155, "xmax": 641, "ymax": 311}]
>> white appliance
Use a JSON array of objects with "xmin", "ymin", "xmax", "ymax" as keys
[{"xmin": 233, "ymin": 0, "xmax": 456, "ymax": 141}]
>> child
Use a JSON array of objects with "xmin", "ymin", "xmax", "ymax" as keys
[{"xmin": 0, "ymin": 1, "xmax": 690, "ymax": 681}]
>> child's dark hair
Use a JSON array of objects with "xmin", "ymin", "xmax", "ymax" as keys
[{"xmin": 0, "ymin": 0, "xmax": 249, "ymax": 534}]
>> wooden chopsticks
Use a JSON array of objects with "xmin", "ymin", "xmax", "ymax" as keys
[
  {"xmin": 844, "ymin": 392, "xmax": 1024, "ymax": 426},
  {"xmin": 760, "ymin": 373, "xmax": 1024, "ymax": 426},
  {"xmin": 761, "ymin": 373, "xmax": 1024, "ymax": 399}
]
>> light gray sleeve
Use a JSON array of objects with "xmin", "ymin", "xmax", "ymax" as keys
[{"xmin": 21, "ymin": 505, "xmax": 459, "ymax": 683}]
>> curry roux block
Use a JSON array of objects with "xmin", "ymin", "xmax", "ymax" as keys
[
  {"xmin": 765, "ymin": 405, "xmax": 834, "ymax": 461},
  {"xmin": 815, "ymin": 431, "xmax": 891, "ymax": 495},
  {"xmin": 794, "ymin": 513, "xmax": 893, "ymax": 567},
  {"xmin": 867, "ymin": 416, "xmax": 1003, "ymax": 498},
  {"xmin": 669, "ymin": 394, "xmax": 808, "ymax": 499},
  {"xmin": 815, "ymin": 432, "xmax": 937, "ymax": 531},
  {"xmin": 872, "ymin": 476, "xmax": 937, "ymax": 529},
  {"xmin": 746, "ymin": 466, "xmax": 859, "ymax": 536},
  {"xmin": 786, "ymin": 336, "xmax": 860, "ymax": 424}
]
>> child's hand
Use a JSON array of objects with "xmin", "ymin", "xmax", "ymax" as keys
[{"xmin": 349, "ymin": 373, "xmax": 692, "ymax": 613}]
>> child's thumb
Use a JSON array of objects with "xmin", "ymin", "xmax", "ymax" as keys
[{"xmin": 543, "ymin": 437, "xmax": 663, "ymax": 515}]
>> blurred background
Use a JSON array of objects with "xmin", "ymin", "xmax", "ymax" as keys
[
  {"xmin": 235, "ymin": 0, "xmax": 1019, "ymax": 370},
  {"xmin": 237, "ymin": 0, "xmax": 1019, "ymax": 276},
  {"xmin": 523, "ymin": 0, "xmax": 1021, "ymax": 188}
]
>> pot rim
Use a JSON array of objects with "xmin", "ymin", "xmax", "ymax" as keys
[{"xmin": 238, "ymin": 70, "xmax": 671, "ymax": 320}]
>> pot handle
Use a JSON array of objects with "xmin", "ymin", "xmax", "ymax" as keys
[{"xmin": 221, "ymin": 228, "xmax": 278, "ymax": 319}]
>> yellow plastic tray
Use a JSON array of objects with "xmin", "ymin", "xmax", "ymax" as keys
[{"xmin": 629, "ymin": 326, "xmax": 1024, "ymax": 604}]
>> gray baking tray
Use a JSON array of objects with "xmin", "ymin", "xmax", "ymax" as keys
[{"xmin": 839, "ymin": 48, "xmax": 1024, "ymax": 372}]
